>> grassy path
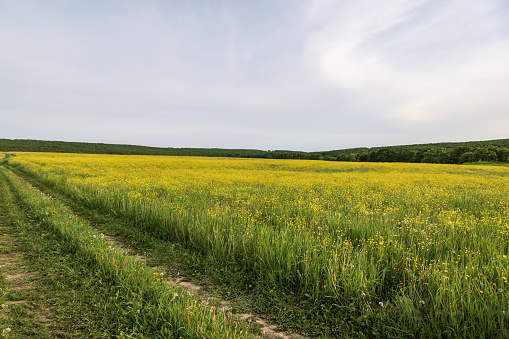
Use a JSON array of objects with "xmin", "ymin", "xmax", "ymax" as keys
[
  {"xmin": 0, "ymin": 166, "xmax": 93, "ymax": 337},
  {"xmin": 0, "ymin": 164, "xmax": 157, "ymax": 337},
  {"xmin": 0, "ymin": 176, "xmax": 46, "ymax": 337},
  {"xmin": 0, "ymin": 166, "xmax": 258, "ymax": 338}
]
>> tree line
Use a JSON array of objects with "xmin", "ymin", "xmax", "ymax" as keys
[
  {"xmin": 0, "ymin": 139, "xmax": 266, "ymax": 158},
  {"xmin": 1, "ymin": 138, "xmax": 509, "ymax": 164},
  {"xmin": 323, "ymin": 145, "xmax": 509, "ymax": 164}
]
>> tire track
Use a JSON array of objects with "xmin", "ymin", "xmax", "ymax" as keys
[{"xmin": 0, "ymin": 178, "xmax": 54, "ymax": 334}]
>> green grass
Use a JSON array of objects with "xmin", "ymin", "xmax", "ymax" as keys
[
  {"xmin": 0, "ymin": 167, "xmax": 110, "ymax": 338},
  {"xmin": 2, "ymin": 166, "xmax": 298, "ymax": 337},
  {"xmin": 0, "ymin": 166, "xmax": 253, "ymax": 338}
]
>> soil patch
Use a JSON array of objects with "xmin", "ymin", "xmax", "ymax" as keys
[
  {"xmin": 5, "ymin": 271, "xmax": 39, "ymax": 282},
  {"xmin": 0, "ymin": 252, "xmax": 17, "ymax": 265}
]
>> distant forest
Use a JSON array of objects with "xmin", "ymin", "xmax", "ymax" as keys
[{"xmin": 1, "ymin": 138, "xmax": 509, "ymax": 164}]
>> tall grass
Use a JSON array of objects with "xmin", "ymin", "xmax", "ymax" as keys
[
  {"xmin": 1, "ymin": 166, "xmax": 251, "ymax": 338},
  {"xmin": 8, "ymin": 153, "xmax": 509, "ymax": 336}
]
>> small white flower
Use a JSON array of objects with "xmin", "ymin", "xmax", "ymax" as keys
[
  {"xmin": 379, "ymin": 302, "xmax": 384, "ymax": 308},
  {"xmin": 420, "ymin": 300, "xmax": 425, "ymax": 305},
  {"xmin": 361, "ymin": 293, "xmax": 366, "ymax": 297},
  {"xmin": 2, "ymin": 327, "xmax": 11, "ymax": 334}
]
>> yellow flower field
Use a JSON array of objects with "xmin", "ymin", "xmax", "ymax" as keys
[{"xmin": 9, "ymin": 152, "xmax": 509, "ymax": 335}]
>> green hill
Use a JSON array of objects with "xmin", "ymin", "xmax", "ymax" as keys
[
  {"xmin": 1, "ymin": 137, "xmax": 508, "ymax": 164},
  {"xmin": 0, "ymin": 139, "xmax": 266, "ymax": 158}
]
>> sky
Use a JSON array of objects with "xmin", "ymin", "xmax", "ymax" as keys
[{"xmin": 1, "ymin": 0, "xmax": 508, "ymax": 152}]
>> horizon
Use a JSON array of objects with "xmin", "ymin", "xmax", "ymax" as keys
[
  {"xmin": 3, "ymin": 136, "xmax": 508, "ymax": 154},
  {"xmin": 1, "ymin": 1, "xmax": 509, "ymax": 152}
]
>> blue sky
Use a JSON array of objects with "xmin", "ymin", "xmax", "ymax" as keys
[{"xmin": 1, "ymin": 0, "xmax": 508, "ymax": 151}]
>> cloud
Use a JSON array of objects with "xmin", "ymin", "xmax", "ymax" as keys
[
  {"xmin": 302, "ymin": 0, "xmax": 509, "ymax": 127},
  {"xmin": 0, "ymin": 0, "xmax": 508, "ymax": 151}
]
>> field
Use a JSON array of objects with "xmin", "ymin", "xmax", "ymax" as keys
[{"xmin": 5, "ymin": 153, "xmax": 509, "ymax": 337}]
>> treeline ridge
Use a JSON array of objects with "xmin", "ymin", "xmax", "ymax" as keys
[{"xmin": 1, "ymin": 138, "xmax": 509, "ymax": 164}]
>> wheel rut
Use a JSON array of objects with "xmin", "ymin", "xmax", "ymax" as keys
[{"xmin": 0, "ymin": 182, "xmax": 54, "ymax": 333}]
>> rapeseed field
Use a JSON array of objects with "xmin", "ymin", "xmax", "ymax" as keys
[{"xmin": 10, "ymin": 153, "xmax": 509, "ymax": 336}]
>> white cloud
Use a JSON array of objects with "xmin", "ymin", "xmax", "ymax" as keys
[
  {"xmin": 302, "ymin": 0, "xmax": 509, "ymax": 130},
  {"xmin": 303, "ymin": 0, "xmax": 425, "ymax": 88},
  {"xmin": 1, "ymin": 0, "xmax": 508, "ymax": 151}
]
